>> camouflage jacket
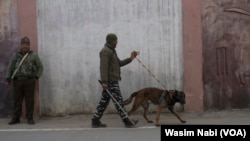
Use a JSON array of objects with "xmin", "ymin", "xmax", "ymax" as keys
[
  {"xmin": 100, "ymin": 44, "xmax": 132, "ymax": 83},
  {"xmin": 6, "ymin": 50, "xmax": 43, "ymax": 81}
]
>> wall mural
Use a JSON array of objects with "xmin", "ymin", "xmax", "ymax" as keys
[
  {"xmin": 202, "ymin": 0, "xmax": 250, "ymax": 110},
  {"xmin": 224, "ymin": 7, "xmax": 250, "ymax": 16},
  {"xmin": 224, "ymin": 7, "xmax": 250, "ymax": 85}
]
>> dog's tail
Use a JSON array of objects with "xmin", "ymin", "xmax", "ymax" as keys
[{"xmin": 123, "ymin": 92, "xmax": 138, "ymax": 105}]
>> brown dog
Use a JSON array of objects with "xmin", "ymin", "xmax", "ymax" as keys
[{"xmin": 123, "ymin": 87, "xmax": 186, "ymax": 126}]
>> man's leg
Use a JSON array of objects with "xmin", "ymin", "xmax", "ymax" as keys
[
  {"xmin": 92, "ymin": 90, "xmax": 110, "ymax": 128},
  {"xmin": 9, "ymin": 80, "xmax": 24, "ymax": 125},
  {"xmin": 25, "ymin": 79, "xmax": 36, "ymax": 125},
  {"xmin": 108, "ymin": 81, "xmax": 138, "ymax": 127}
]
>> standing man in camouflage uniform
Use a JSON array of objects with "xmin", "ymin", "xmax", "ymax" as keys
[
  {"xmin": 5, "ymin": 36, "xmax": 43, "ymax": 125},
  {"xmin": 92, "ymin": 33, "xmax": 139, "ymax": 128}
]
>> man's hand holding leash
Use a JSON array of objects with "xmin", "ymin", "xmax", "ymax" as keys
[{"xmin": 130, "ymin": 51, "xmax": 139, "ymax": 60}]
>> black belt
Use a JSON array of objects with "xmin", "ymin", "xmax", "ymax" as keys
[{"xmin": 14, "ymin": 76, "xmax": 34, "ymax": 80}]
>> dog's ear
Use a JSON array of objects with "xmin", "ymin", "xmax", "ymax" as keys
[{"xmin": 168, "ymin": 90, "xmax": 175, "ymax": 99}]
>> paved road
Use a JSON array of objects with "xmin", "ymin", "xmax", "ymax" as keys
[
  {"xmin": 0, "ymin": 127, "xmax": 160, "ymax": 141},
  {"xmin": 0, "ymin": 109, "xmax": 249, "ymax": 141}
]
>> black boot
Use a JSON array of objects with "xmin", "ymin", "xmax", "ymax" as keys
[
  {"xmin": 124, "ymin": 118, "xmax": 139, "ymax": 128},
  {"xmin": 92, "ymin": 119, "xmax": 107, "ymax": 128},
  {"xmin": 27, "ymin": 118, "xmax": 35, "ymax": 125},
  {"xmin": 8, "ymin": 118, "xmax": 20, "ymax": 125}
]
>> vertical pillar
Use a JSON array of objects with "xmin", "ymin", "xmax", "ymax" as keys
[
  {"xmin": 182, "ymin": 0, "xmax": 204, "ymax": 111},
  {"xmin": 16, "ymin": 0, "xmax": 39, "ymax": 116}
]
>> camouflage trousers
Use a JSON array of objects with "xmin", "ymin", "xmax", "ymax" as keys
[{"xmin": 92, "ymin": 81, "xmax": 128, "ymax": 121}]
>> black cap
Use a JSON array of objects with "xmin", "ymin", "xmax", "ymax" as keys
[
  {"xmin": 21, "ymin": 36, "xmax": 30, "ymax": 44},
  {"xmin": 106, "ymin": 33, "xmax": 117, "ymax": 43}
]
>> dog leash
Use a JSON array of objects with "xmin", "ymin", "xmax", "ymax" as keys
[
  {"xmin": 135, "ymin": 57, "xmax": 167, "ymax": 90},
  {"xmin": 135, "ymin": 57, "xmax": 174, "ymax": 102}
]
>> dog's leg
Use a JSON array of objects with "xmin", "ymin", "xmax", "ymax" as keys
[
  {"xmin": 142, "ymin": 101, "xmax": 153, "ymax": 123},
  {"xmin": 169, "ymin": 106, "xmax": 186, "ymax": 123},
  {"xmin": 155, "ymin": 104, "xmax": 164, "ymax": 126},
  {"xmin": 127, "ymin": 97, "xmax": 143, "ymax": 117}
]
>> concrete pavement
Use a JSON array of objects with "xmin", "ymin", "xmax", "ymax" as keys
[{"xmin": 0, "ymin": 109, "xmax": 250, "ymax": 130}]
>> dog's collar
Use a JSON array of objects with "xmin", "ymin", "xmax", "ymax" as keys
[{"xmin": 159, "ymin": 90, "xmax": 176, "ymax": 106}]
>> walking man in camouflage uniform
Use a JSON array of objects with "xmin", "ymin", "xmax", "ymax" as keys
[
  {"xmin": 92, "ymin": 33, "xmax": 139, "ymax": 128},
  {"xmin": 5, "ymin": 36, "xmax": 43, "ymax": 125}
]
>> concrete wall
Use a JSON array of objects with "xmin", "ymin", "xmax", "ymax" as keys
[
  {"xmin": 37, "ymin": 0, "xmax": 184, "ymax": 115},
  {"xmin": 0, "ymin": 0, "xmax": 19, "ymax": 117},
  {"xmin": 1, "ymin": 0, "xmax": 206, "ymax": 117}
]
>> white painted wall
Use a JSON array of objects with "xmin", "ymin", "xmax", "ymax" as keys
[{"xmin": 37, "ymin": 0, "xmax": 183, "ymax": 115}]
